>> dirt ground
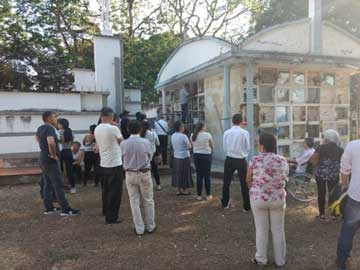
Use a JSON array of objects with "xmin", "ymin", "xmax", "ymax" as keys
[{"xmin": 0, "ymin": 177, "xmax": 359, "ymax": 270}]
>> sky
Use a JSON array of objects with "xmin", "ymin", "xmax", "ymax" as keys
[{"xmin": 88, "ymin": 0, "xmax": 251, "ymax": 40}]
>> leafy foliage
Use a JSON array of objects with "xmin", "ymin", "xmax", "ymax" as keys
[
  {"xmin": 123, "ymin": 32, "xmax": 181, "ymax": 105},
  {"xmin": 0, "ymin": 0, "xmax": 98, "ymax": 91}
]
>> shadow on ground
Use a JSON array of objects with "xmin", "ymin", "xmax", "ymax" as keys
[{"xmin": 0, "ymin": 178, "xmax": 359, "ymax": 270}]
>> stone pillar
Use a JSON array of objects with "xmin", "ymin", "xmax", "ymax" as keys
[
  {"xmin": 223, "ymin": 65, "xmax": 231, "ymax": 131},
  {"xmin": 246, "ymin": 63, "xmax": 255, "ymax": 160},
  {"xmin": 309, "ymin": 0, "xmax": 322, "ymax": 54},
  {"xmin": 161, "ymin": 89, "xmax": 166, "ymax": 115}
]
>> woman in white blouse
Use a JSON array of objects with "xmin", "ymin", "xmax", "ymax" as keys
[
  {"xmin": 171, "ymin": 121, "xmax": 193, "ymax": 195},
  {"xmin": 190, "ymin": 122, "xmax": 214, "ymax": 201}
]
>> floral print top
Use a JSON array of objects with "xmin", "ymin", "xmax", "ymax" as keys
[{"xmin": 249, "ymin": 153, "xmax": 289, "ymax": 202}]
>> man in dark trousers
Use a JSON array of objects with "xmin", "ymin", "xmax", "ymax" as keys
[
  {"xmin": 36, "ymin": 111, "xmax": 79, "ymax": 216},
  {"xmin": 221, "ymin": 113, "xmax": 251, "ymax": 211},
  {"xmin": 95, "ymin": 107, "xmax": 124, "ymax": 224},
  {"xmin": 120, "ymin": 110, "xmax": 130, "ymax": 139},
  {"xmin": 155, "ymin": 114, "xmax": 169, "ymax": 165}
]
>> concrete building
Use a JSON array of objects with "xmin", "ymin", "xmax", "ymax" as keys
[{"xmin": 156, "ymin": 0, "xmax": 360, "ymax": 161}]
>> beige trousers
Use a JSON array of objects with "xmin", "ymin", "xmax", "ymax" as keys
[
  {"xmin": 250, "ymin": 198, "xmax": 286, "ymax": 266},
  {"xmin": 126, "ymin": 171, "xmax": 156, "ymax": 234}
]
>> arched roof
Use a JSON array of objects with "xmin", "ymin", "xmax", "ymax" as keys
[
  {"xmin": 242, "ymin": 18, "xmax": 360, "ymax": 58},
  {"xmin": 156, "ymin": 20, "xmax": 360, "ymax": 89},
  {"xmin": 156, "ymin": 37, "xmax": 233, "ymax": 89}
]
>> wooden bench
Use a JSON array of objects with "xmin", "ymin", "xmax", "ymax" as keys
[{"xmin": 0, "ymin": 167, "xmax": 41, "ymax": 186}]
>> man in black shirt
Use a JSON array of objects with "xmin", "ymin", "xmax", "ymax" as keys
[
  {"xmin": 36, "ymin": 111, "xmax": 79, "ymax": 216},
  {"xmin": 120, "ymin": 110, "xmax": 130, "ymax": 139}
]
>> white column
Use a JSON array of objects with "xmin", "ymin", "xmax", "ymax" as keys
[
  {"xmin": 161, "ymin": 89, "xmax": 166, "ymax": 115},
  {"xmin": 246, "ymin": 63, "xmax": 255, "ymax": 160},
  {"xmin": 309, "ymin": 0, "xmax": 322, "ymax": 54},
  {"xmin": 223, "ymin": 65, "xmax": 231, "ymax": 131}
]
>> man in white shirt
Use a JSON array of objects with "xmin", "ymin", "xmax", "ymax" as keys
[
  {"xmin": 180, "ymin": 83, "xmax": 190, "ymax": 123},
  {"xmin": 155, "ymin": 114, "xmax": 169, "ymax": 165},
  {"xmin": 94, "ymin": 107, "xmax": 124, "ymax": 224},
  {"xmin": 288, "ymin": 138, "xmax": 315, "ymax": 174},
  {"xmin": 336, "ymin": 139, "xmax": 360, "ymax": 270},
  {"xmin": 221, "ymin": 113, "xmax": 250, "ymax": 211}
]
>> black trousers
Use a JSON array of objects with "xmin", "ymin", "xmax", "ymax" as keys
[
  {"xmin": 73, "ymin": 164, "xmax": 82, "ymax": 184},
  {"xmin": 316, "ymin": 177, "xmax": 338, "ymax": 215},
  {"xmin": 84, "ymin": 151, "xmax": 100, "ymax": 186},
  {"xmin": 158, "ymin": 135, "xmax": 168, "ymax": 165},
  {"xmin": 181, "ymin": 103, "xmax": 188, "ymax": 123},
  {"xmin": 60, "ymin": 149, "xmax": 75, "ymax": 188},
  {"xmin": 193, "ymin": 153, "xmax": 212, "ymax": 196},
  {"xmin": 101, "ymin": 166, "xmax": 123, "ymax": 223},
  {"xmin": 221, "ymin": 156, "xmax": 250, "ymax": 210},
  {"xmin": 151, "ymin": 158, "xmax": 160, "ymax": 185}
]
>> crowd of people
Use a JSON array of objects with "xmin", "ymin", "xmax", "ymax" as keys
[{"xmin": 36, "ymin": 107, "xmax": 360, "ymax": 270}]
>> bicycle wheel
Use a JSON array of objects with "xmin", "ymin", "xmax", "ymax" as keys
[{"xmin": 287, "ymin": 173, "xmax": 317, "ymax": 202}]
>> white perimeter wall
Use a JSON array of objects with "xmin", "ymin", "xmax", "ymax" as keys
[
  {"xmin": 0, "ymin": 92, "xmax": 81, "ymax": 111},
  {"xmin": 0, "ymin": 113, "xmax": 100, "ymax": 155},
  {"xmin": 73, "ymin": 69, "xmax": 96, "ymax": 92}
]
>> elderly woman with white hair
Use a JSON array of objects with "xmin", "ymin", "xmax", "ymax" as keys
[{"xmin": 312, "ymin": 129, "xmax": 344, "ymax": 220}]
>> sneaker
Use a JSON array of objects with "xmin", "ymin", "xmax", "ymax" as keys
[
  {"xmin": 206, "ymin": 195, "xmax": 213, "ymax": 201},
  {"xmin": 242, "ymin": 209, "xmax": 251, "ymax": 213},
  {"xmin": 70, "ymin": 188, "xmax": 77, "ymax": 194},
  {"xmin": 147, "ymin": 226, "xmax": 157, "ymax": 234},
  {"xmin": 196, "ymin": 196, "xmax": 202, "ymax": 201},
  {"xmin": 251, "ymin": 258, "xmax": 268, "ymax": 266},
  {"xmin": 60, "ymin": 208, "xmax": 80, "ymax": 217},
  {"xmin": 43, "ymin": 207, "xmax": 61, "ymax": 215},
  {"xmin": 156, "ymin": 185, "xmax": 162, "ymax": 191}
]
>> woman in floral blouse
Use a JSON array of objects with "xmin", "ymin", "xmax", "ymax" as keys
[{"xmin": 246, "ymin": 133, "xmax": 289, "ymax": 267}]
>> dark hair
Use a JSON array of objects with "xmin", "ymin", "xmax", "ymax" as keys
[
  {"xmin": 259, "ymin": 133, "xmax": 277, "ymax": 154},
  {"xmin": 136, "ymin": 112, "xmax": 147, "ymax": 121},
  {"xmin": 58, "ymin": 118, "xmax": 73, "ymax": 143},
  {"xmin": 185, "ymin": 83, "xmax": 190, "ymax": 89},
  {"xmin": 305, "ymin": 137, "xmax": 315, "ymax": 148},
  {"xmin": 174, "ymin": 121, "xmax": 183, "ymax": 132},
  {"xmin": 191, "ymin": 122, "xmax": 205, "ymax": 142},
  {"xmin": 89, "ymin": 124, "xmax": 97, "ymax": 134},
  {"xmin": 100, "ymin": 107, "xmax": 114, "ymax": 117},
  {"xmin": 128, "ymin": 120, "xmax": 140, "ymax": 135},
  {"xmin": 42, "ymin": 111, "xmax": 56, "ymax": 122},
  {"xmin": 232, "ymin": 114, "xmax": 243, "ymax": 125},
  {"xmin": 140, "ymin": 121, "xmax": 150, "ymax": 138},
  {"xmin": 72, "ymin": 141, "xmax": 81, "ymax": 148}
]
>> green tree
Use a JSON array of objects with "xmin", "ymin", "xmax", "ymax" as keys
[
  {"xmin": 123, "ymin": 32, "xmax": 181, "ymax": 106},
  {"xmin": 0, "ymin": 0, "xmax": 99, "ymax": 91}
]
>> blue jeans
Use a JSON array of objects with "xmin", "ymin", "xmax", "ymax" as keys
[
  {"xmin": 193, "ymin": 153, "xmax": 212, "ymax": 196},
  {"xmin": 336, "ymin": 196, "xmax": 360, "ymax": 269}
]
